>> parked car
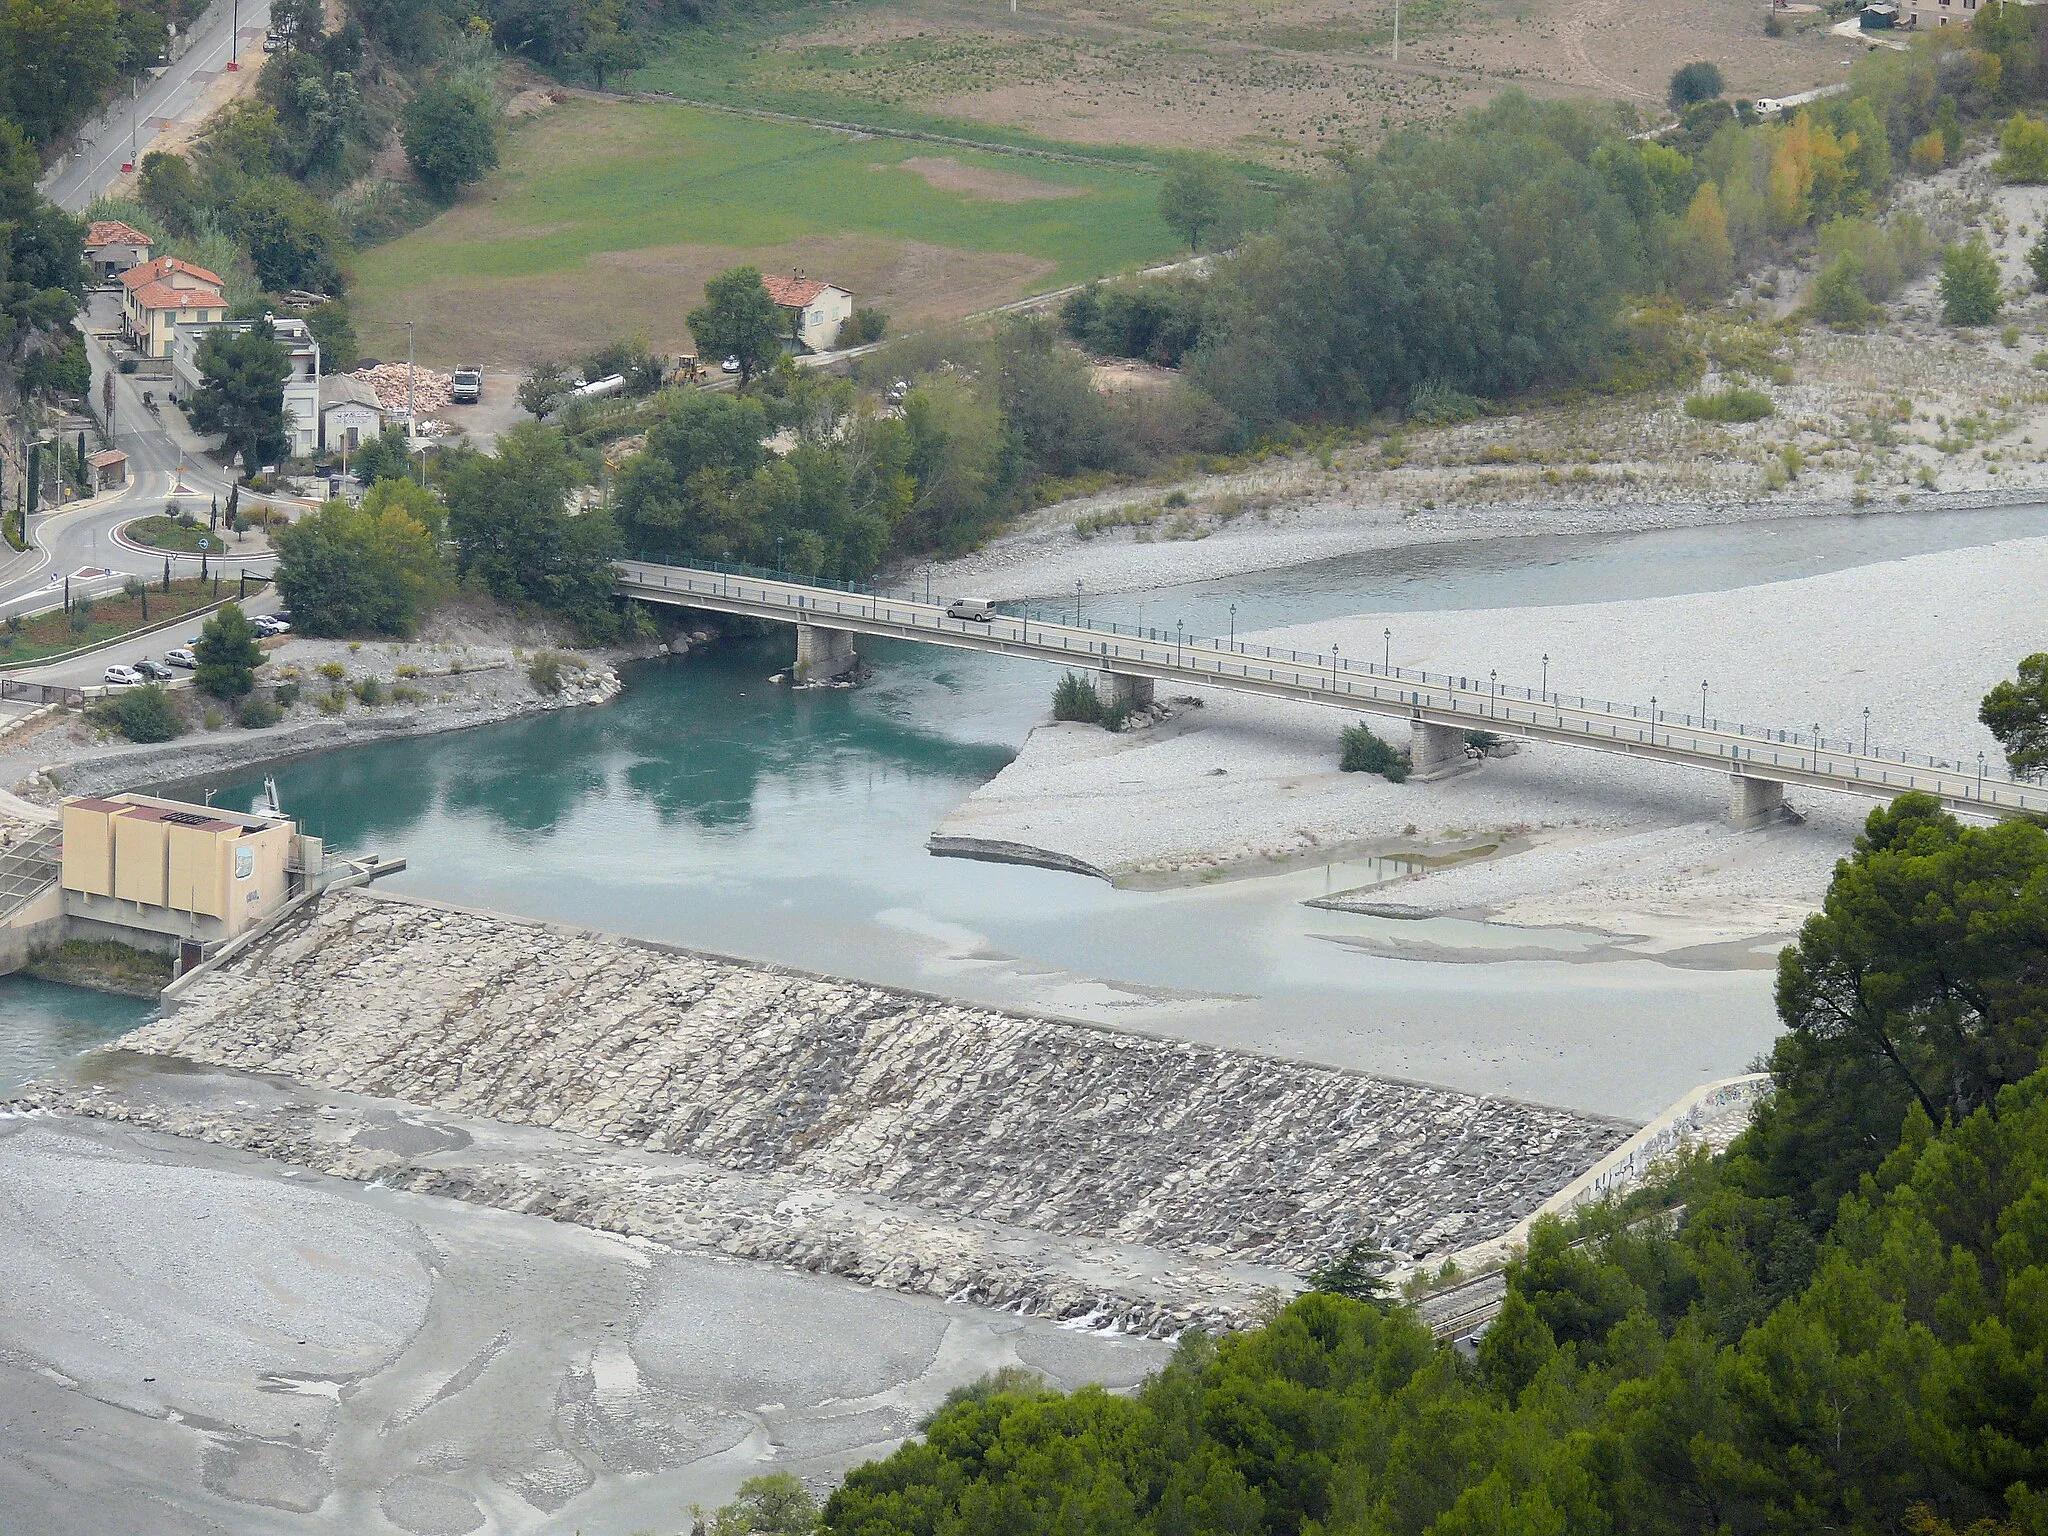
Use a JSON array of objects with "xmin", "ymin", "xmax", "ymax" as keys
[
  {"xmin": 133, "ymin": 658, "xmax": 174, "ymax": 680},
  {"xmin": 163, "ymin": 647, "xmax": 197, "ymax": 669},
  {"xmin": 721, "ymin": 356, "xmax": 741, "ymax": 374},
  {"xmin": 103, "ymin": 664, "xmax": 143, "ymax": 686},
  {"xmin": 271, "ymin": 611, "xmax": 293, "ymax": 626},
  {"xmin": 450, "ymin": 368, "xmax": 482, "ymax": 405},
  {"xmin": 262, "ymin": 30, "xmax": 282, "ymax": 50},
  {"xmin": 946, "ymin": 599, "xmax": 997, "ymax": 622},
  {"xmin": 253, "ymin": 615, "xmax": 292, "ymax": 637}
]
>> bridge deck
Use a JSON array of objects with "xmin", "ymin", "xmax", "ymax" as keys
[{"xmin": 616, "ymin": 561, "xmax": 2046, "ymax": 821}]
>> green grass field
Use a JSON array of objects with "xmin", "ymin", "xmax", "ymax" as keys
[{"xmin": 351, "ymin": 99, "xmax": 1185, "ymax": 367}]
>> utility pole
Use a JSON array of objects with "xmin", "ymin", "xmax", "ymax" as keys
[
  {"xmin": 406, "ymin": 321, "xmax": 416, "ymax": 441},
  {"xmin": 1393, "ymin": 0, "xmax": 1400, "ymax": 63},
  {"xmin": 228, "ymin": 0, "xmax": 240, "ymax": 69},
  {"xmin": 121, "ymin": 74, "xmax": 137, "ymax": 173}
]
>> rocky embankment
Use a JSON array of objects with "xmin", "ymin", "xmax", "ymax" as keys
[{"xmin": 19, "ymin": 889, "xmax": 1632, "ymax": 1331}]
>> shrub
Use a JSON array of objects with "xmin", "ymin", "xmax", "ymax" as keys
[
  {"xmin": 2005, "ymin": 325, "xmax": 2023, "ymax": 348},
  {"xmin": 1940, "ymin": 239, "xmax": 2005, "ymax": 327},
  {"xmin": 528, "ymin": 650, "xmax": 575, "ymax": 694},
  {"xmin": 194, "ymin": 603, "xmax": 263, "ymax": 699},
  {"xmin": 841, "ymin": 307, "xmax": 889, "ymax": 347},
  {"xmin": 1995, "ymin": 111, "xmax": 2048, "ymax": 183},
  {"xmin": 316, "ymin": 688, "xmax": 347, "ymax": 714},
  {"xmin": 1668, "ymin": 61, "xmax": 1724, "ymax": 111},
  {"xmin": 317, "ymin": 660, "xmax": 346, "ymax": 680},
  {"xmin": 1052, "ymin": 671, "xmax": 1103, "ymax": 723},
  {"xmin": 236, "ymin": 696, "xmax": 280, "ymax": 728},
  {"xmin": 1910, "ymin": 129, "xmax": 1946, "ymax": 174},
  {"xmin": 90, "ymin": 683, "xmax": 183, "ymax": 743},
  {"xmin": 391, "ymin": 683, "xmax": 426, "ymax": 704},
  {"xmin": 1340, "ymin": 724, "xmax": 1410, "ymax": 781},
  {"xmin": 1811, "ymin": 256, "xmax": 1872, "ymax": 325},
  {"xmin": 352, "ymin": 674, "xmax": 384, "ymax": 705},
  {"xmin": 396, "ymin": 663, "xmax": 422, "ymax": 678},
  {"xmin": 1685, "ymin": 386, "xmax": 1774, "ymax": 422},
  {"xmin": 273, "ymin": 680, "xmax": 300, "ymax": 708},
  {"xmin": 201, "ymin": 706, "xmax": 224, "ymax": 730},
  {"xmin": 1407, "ymin": 379, "xmax": 1484, "ymax": 425},
  {"xmin": 117, "ymin": 357, "xmax": 138, "ymax": 374}
]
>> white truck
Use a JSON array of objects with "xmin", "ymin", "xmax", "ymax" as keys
[{"xmin": 450, "ymin": 367, "xmax": 483, "ymax": 405}]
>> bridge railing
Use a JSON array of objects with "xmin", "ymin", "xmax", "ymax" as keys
[{"xmin": 616, "ymin": 556, "xmax": 2042, "ymax": 802}]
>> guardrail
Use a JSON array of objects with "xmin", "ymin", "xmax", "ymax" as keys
[{"xmin": 615, "ymin": 558, "xmax": 2048, "ymax": 819}]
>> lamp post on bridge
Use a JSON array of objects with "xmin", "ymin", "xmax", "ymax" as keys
[
  {"xmin": 1489, "ymin": 668, "xmax": 1496, "ymax": 718},
  {"xmin": 1979, "ymin": 750, "xmax": 1987, "ymax": 799},
  {"xmin": 1863, "ymin": 707, "xmax": 1870, "ymax": 754},
  {"xmin": 1332, "ymin": 643, "xmax": 1341, "ymax": 691},
  {"xmin": 1650, "ymin": 695, "xmax": 1657, "ymax": 742},
  {"xmin": 1812, "ymin": 723, "xmax": 1821, "ymax": 771},
  {"xmin": 1701, "ymin": 680, "xmax": 1708, "ymax": 727},
  {"xmin": 1541, "ymin": 652, "xmax": 1548, "ymax": 701},
  {"xmin": 1074, "ymin": 580, "xmax": 1082, "ymax": 627},
  {"xmin": 1383, "ymin": 627, "xmax": 1391, "ymax": 673},
  {"xmin": 1229, "ymin": 602, "xmax": 1236, "ymax": 649},
  {"xmin": 1175, "ymin": 619, "xmax": 1183, "ymax": 665}
]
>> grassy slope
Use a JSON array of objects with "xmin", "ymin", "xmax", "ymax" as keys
[
  {"xmin": 622, "ymin": 0, "xmax": 1176, "ymax": 164},
  {"xmin": 351, "ymin": 99, "xmax": 1182, "ymax": 366}
]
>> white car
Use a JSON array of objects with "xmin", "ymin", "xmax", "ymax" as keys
[
  {"xmin": 253, "ymin": 615, "xmax": 292, "ymax": 637},
  {"xmin": 721, "ymin": 356, "xmax": 741, "ymax": 374},
  {"xmin": 163, "ymin": 647, "xmax": 197, "ymax": 669},
  {"xmin": 103, "ymin": 664, "xmax": 144, "ymax": 686}
]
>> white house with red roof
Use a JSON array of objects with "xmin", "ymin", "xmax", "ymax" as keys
[
  {"xmin": 120, "ymin": 256, "xmax": 229, "ymax": 357},
  {"xmin": 84, "ymin": 219, "xmax": 152, "ymax": 281},
  {"xmin": 762, "ymin": 270, "xmax": 855, "ymax": 353}
]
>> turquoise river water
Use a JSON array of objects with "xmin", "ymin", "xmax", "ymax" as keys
[{"xmin": 7, "ymin": 504, "xmax": 2046, "ymax": 1116}]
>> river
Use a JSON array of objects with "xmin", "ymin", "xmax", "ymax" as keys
[{"xmin": 17, "ymin": 504, "xmax": 2045, "ymax": 1119}]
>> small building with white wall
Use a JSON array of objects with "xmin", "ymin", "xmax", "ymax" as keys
[
  {"xmin": 761, "ymin": 272, "xmax": 856, "ymax": 353},
  {"xmin": 319, "ymin": 375, "xmax": 385, "ymax": 454}
]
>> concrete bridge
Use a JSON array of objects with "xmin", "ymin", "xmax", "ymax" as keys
[{"xmin": 615, "ymin": 560, "xmax": 2048, "ymax": 828}]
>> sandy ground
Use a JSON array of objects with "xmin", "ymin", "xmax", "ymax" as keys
[
  {"xmin": 937, "ymin": 535, "xmax": 2045, "ymax": 957},
  {"xmin": 0, "ymin": 1108, "xmax": 1163, "ymax": 1536}
]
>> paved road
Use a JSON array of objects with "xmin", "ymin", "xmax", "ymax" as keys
[
  {"xmin": 617, "ymin": 559, "xmax": 2048, "ymax": 822},
  {"xmin": 39, "ymin": 0, "xmax": 273, "ymax": 214},
  {"xmin": 0, "ymin": 298, "xmax": 279, "ymax": 624}
]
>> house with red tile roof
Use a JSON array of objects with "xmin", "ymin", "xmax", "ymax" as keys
[
  {"xmin": 762, "ymin": 270, "xmax": 855, "ymax": 352},
  {"xmin": 120, "ymin": 256, "xmax": 229, "ymax": 357},
  {"xmin": 84, "ymin": 220, "xmax": 152, "ymax": 281}
]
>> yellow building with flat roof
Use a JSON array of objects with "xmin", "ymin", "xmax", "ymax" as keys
[{"xmin": 61, "ymin": 794, "xmax": 303, "ymax": 955}]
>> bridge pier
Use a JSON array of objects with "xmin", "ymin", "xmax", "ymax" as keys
[
  {"xmin": 1095, "ymin": 671, "xmax": 1154, "ymax": 713},
  {"xmin": 1727, "ymin": 774, "xmax": 1786, "ymax": 831},
  {"xmin": 793, "ymin": 623, "xmax": 858, "ymax": 683},
  {"xmin": 1409, "ymin": 720, "xmax": 1477, "ymax": 782}
]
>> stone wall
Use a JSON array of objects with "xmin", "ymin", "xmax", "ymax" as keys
[{"xmin": 115, "ymin": 890, "xmax": 1631, "ymax": 1279}]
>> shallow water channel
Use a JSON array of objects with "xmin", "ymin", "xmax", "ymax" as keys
[{"xmin": 123, "ymin": 503, "xmax": 2048, "ymax": 1121}]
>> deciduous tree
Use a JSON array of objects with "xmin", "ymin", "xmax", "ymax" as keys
[
  {"xmin": 687, "ymin": 267, "xmax": 782, "ymax": 389},
  {"xmin": 401, "ymin": 81, "xmax": 498, "ymax": 200},
  {"xmin": 275, "ymin": 495, "xmax": 444, "ymax": 635}
]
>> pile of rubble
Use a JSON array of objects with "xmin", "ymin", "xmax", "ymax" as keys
[{"xmin": 350, "ymin": 361, "xmax": 454, "ymax": 413}]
